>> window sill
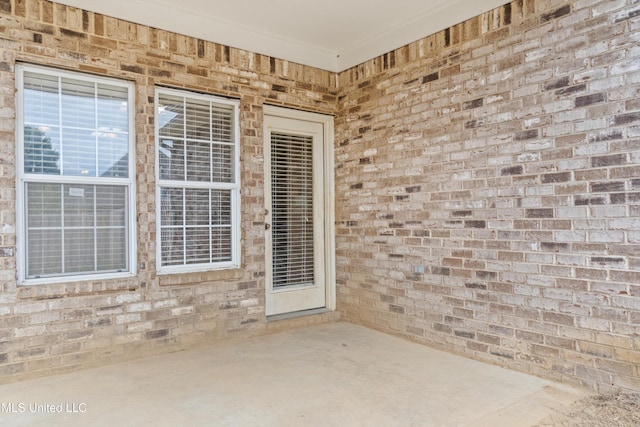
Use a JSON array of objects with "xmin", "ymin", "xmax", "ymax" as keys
[{"xmin": 19, "ymin": 271, "xmax": 136, "ymax": 287}]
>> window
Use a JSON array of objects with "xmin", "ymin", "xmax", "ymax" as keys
[
  {"xmin": 16, "ymin": 65, "xmax": 136, "ymax": 284},
  {"xmin": 155, "ymin": 88, "xmax": 240, "ymax": 273}
]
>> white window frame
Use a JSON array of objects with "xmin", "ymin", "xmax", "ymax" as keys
[
  {"xmin": 16, "ymin": 64, "xmax": 137, "ymax": 285},
  {"xmin": 155, "ymin": 87, "xmax": 241, "ymax": 274}
]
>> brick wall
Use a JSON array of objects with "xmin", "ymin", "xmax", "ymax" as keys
[
  {"xmin": 1, "ymin": 0, "xmax": 638, "ymax": 393},
  {"xmin": 0, "ymin": 0, "xmax": 336, "ymax": 381},
  {"xmin": 335, "ymin": 0, "xmax": 640, "ymax": 392}
]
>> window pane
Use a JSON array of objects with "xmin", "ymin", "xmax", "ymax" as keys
[
  {"xmin": 23, "ymin": 125, "xmax": 61, "ymax": 175},
  {"xmin": 159, "ymin": 187, "xmax": 234, "ymax": 266},
  {"xmin": 185, "ymin": 227, "xmax": 210, "ymax": 264},
  {"xmin": 186, "ymin": 98, "xmax": 210, "ymax": 140},
  {"xmin": 97, "ymin": 228, "xmax": 126, "ymax": 271},
  {"xmin": 25, "ymin": 182, "xmax": 129, "ymax": 278},
  {"xmin": 160, "ymin": 187, "xmax": 184, "ymax": 227},
  {"xmin": 186, "ymin": 140, "xmax": 211, "ymax": 181},
  {"xmin": 98, "ymin": 133, "xmax": 128, "ymax": 178},
  {"xmin": 62, "ymin": 128, "xmax": 96, "ymax": 176},
  {"xmin": 212, "ymin": 144, "xmax": 234, "ymax": 183},
  {"xmin": 97, "ymin": 84, "xmax": 129, "ymax": 131},
  {"xmin": 27, "ymin": 229, "xmax": 62, "ymax": 277},
  {"xmin": 61, "ymin": 78, "xmax": 96, "ymax": 129},
  {"xmin": 211, "ymin": 227, "xmax": 232, "ymax": 262},
  {"xmin": 26, "ymin": 183, "xmax": 62, "ymax": 228},
  {"xmin": 64, "ymin": 229, "xmax": 95, "ymax": 273},
  {"xmin": 96, "ymin": 186, "xmax": 127, "ymax": 227},
  {"xmin": 157, "ymin": 89, "xmax": 238, "ymax": 269},
  {"xmin": 211, "ymin": 190, "xmax": 231, "ymax": 225},
  {"xmin": 161, "ymin": 228, "xmax": 184, "ymax": 265},
  {"xmin": 212, "ymin": 104, "xmax": 233, "ymax": 143},
  {"xmin": 64, "ymin": 184, "xmax": 95, "ymax": 227},
  {"xmin": 159, "ymin": 138, "xmax": 185, "ymax": 180},
  {"xmin": 185, "ymin": 189, "xmax": 210, "ymax": 225},
  {"xmin": 24, "ymin": 73, "xmax": 131, "ymax": 180},
  {"xmin": 20, "ymin": 67, "xmax": 133, "ymax": 281},
  {"xmin": 23, "ymin": 72, "xmax": 60, "ymax": 126},
  {"xmin": 158, "ymin": 95, "xmax": 184, "ymax": 138}
]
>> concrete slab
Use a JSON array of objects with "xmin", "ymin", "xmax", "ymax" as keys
[{"xmin": 0, "ymin": 322, "xmax": 586, "ymax": 426}]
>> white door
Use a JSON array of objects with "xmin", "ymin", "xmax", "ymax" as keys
[{"xmin": 264, "ymin": 109, "xmax": 331, "ymax": 316}]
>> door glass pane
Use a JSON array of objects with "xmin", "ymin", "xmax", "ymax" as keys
[{"xmin": 271, "ymin": 132, "xmax": 314, "ymax": 288}]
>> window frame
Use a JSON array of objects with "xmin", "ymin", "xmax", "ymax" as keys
[
  {"xmin": 154, "ymin": 87, "xmax": 241, "ymax": 274},
  {"xmin": 16, "ymin": 64, "xmax": 137, "ymax": 285}
]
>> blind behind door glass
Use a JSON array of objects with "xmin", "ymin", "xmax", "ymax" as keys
[{"xmin": 271, "ymin": 132, "xmax": 314, "ymax": 288}]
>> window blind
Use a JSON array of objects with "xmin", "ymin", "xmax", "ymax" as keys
[
  {"xmin": 270, "ymin": 132, "xmax": 314, "ymax": 288},
  {"xmin": 156, "ymin": 89, "xmax": 239, "ymax": 270},
  {"xmin": 19, "ymin": 66, "xmax": 133, "ymax": 282}
]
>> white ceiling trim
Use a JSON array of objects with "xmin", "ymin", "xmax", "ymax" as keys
[
  {"xmin": 55, "ymin": 0, "xmax": 340, "ymax": 71},
  {"xmin": 337, "ymin": 0, "xmax": 510, "ymax": 71},
  {"xmin": 54, "ymin": 0, "xmax": 510, "ymax": 73}
]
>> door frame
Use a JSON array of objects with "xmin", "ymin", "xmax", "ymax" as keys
[{"xmin": 263, "ymin": 105, "xmax": 336, "ymax": 316}]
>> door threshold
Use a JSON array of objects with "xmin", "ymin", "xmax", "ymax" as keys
[
  {"xmin": 265, "ymin": 308, "xmax": 340, "ymax": 334},
  {"xmin": 267, "ymin": 307, "xmax": 330, "ymax": 322}
]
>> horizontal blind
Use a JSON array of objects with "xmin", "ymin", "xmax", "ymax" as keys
[
  {"xmin": 19, "ymin": 66, "xmax": 133, "ymax": 282},
  {"xmin": 158, "ymin": 94, "xmax": 235, "ymax": 183},
  {"xmin": 157, "ymin": 89, "xmax": 237, "ymax": 269},
  {"xmin": 159, "ymin": 187, "xmax": 232, "ymax": 266},
  {"xmin": 271, "ymin": 132, "xmax": 314, "ymax": 288},
  {"xmin": 25, "ymin": 183, "xmax": 128, "ymax": 278},
  {"xmin": 23, "ymin": 71, "xmax": 130, "ymax": 178}
]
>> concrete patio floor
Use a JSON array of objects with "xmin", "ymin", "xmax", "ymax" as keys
[{"xmin": 0, "ymin": 322, "xmax": 586, "ymax": 426}]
